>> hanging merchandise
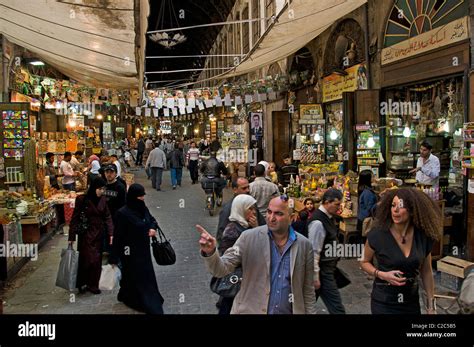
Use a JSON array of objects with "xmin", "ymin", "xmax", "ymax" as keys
[{"xmin": 23, "ymin": 139, "xmax": 37, "ymax": 190}]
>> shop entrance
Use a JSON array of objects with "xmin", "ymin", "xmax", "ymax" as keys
[{"xmin": 272, "ymin": 111, "xmax": 290, "ymax": 168}]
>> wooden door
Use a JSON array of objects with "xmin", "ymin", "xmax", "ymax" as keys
[{"xmin": 272, "ymin": 111, "xmax": 290, "ymax": 168}]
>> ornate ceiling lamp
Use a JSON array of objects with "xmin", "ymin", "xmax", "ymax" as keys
[{"xmin": 149, "ymin": 0, "xmax": 187, "ymax": 49}]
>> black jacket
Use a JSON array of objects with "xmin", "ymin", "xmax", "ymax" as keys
[{"xmin": 200, "ymin": 157, "xmax": 228, "ymax": 177}]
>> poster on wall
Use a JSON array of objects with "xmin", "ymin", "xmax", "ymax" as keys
[
  {"xmin": 249, "ymin": 112, "xmax": 264, "ymax": 165},
  {"xmin": 250, "ymin": 112, "xmax": 263, "ymax": 141}
]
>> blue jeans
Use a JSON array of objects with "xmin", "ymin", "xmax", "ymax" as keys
[{"xmin": 171, "ymin": 168, "xmax": 183, "ymax": 186}]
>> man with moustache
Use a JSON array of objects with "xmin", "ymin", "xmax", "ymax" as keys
[{"xmin": 197, "ymin": 196, "xmax": 316, "ymax": 314}]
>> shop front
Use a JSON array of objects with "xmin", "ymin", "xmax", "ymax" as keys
[{"xmin": 379, "ymin": 13, "xmax": 470, "ymax": 259}]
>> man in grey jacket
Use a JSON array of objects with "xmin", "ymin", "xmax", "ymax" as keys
[
  {"xmin": 145, "ymin": 143, "xmax": 167, "ymax": 191},
  {"xmin": 197, "ymin": 196, "xmax": 316, "ymax": 314}
]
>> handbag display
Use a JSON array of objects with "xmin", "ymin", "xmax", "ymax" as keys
[
  {"xmin": 210, "ymin": 267, "xmax": 242, "ymax": 298},
  {"xmin": 334, "ymin": 267, "xmax": 351, "ymax": 289},
  {"xmin": 55, "ymin": 245, "xmax": 79, "ymax": 291},
  {"xmin": 151, "ymin": 226, "xmax": 176, "ymax": 265}
]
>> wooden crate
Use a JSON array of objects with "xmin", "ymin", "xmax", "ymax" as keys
[{"xmin": 437, "ymin": 256, "xmax": 474, "ymax": 278}]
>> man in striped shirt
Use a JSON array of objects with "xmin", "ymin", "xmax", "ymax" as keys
[{"xmin": 187, "ymin": 141, "xmax": 200, "ymax": 184}]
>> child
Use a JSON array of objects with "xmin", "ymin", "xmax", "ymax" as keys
[{"xmin": 268, "ymin": 162, "xmax": 278, "ymax": 184}]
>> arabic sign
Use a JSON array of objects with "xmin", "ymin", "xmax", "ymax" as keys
[
  {"xmin": 382, "ymin": 16, "xmax": 469, "ymax": 66},
  {"xmin": 322, "ymin": 63, "xmax": 367, "ymax": 103}
]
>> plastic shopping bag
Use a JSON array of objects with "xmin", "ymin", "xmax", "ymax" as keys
[
  {"xmin": 55, "ymin": 245, "xmax": 79, "ymax": 291},
  {"xmin": 99, "ymin": 264, "xmax": 121, "ymax": 291}
]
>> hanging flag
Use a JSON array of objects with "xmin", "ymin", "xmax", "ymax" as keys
[
  {"xmin": 145, "ymin": 108, "xmax": 151, "ymax": 117},
  {"xmin": 188, "ymin": 98, "xmax": 196, "ymax": 108},
  {"xmin": 152, "ymin": 108, "xmax": 159, "ymax": 117},
  {"xmin": 215, "ymin": 96, "xmax": 223, "ymax": 107},
  {"xmin": 224, "ymin": 94, "xmax": 232, "ymax": 106},
  {"xmin": 155, "ymin": 97, "xmax": 163, "ymax": 109},
  {"xmin": 172, "ymin": 108, "xmax": 178, "ymax": 116},
  {"xmin": 198, "ymin": 101, "xmax": 205, "ymax": 110},
  {"xmin": 167, "ymin": 98, "xmax": 175, "ymax": 108},
  {"xmin": 235, "ymin": 96, "xmax": 242, "ymax": 106},
  {"xmin": 164, "ymin": 108, "xmax": 170, "ymax": 117},
  {"xmin": 135, "ymin": 107, "xmax": 142, "ymax": 116}
]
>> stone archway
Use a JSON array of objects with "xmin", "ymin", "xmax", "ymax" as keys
[{"xmin": 323, "ymin": 18, "xmax": 365, "ymax": 76}]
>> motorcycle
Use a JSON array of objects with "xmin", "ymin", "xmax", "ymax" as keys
[{"xmin": 202, "ymin": 177, "xmax": 223, "ymax": 216}]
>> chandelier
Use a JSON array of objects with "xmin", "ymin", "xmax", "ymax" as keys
[{"xmin": 149, "ymin": 0, "xmax": 187, "ymax": 49}]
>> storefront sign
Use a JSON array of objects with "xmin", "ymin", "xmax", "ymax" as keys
[
  {"xmin": 116, "ymin": 127, "xmax": 125, "ymax": 133},
  {"xmin": 322, "ymin": 63, "xmax": 368, "ymax": 103},
  {"xmin": 381, "ymin": 16, "xmax": 469, "ymax": 66}
]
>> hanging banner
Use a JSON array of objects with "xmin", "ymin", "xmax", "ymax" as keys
[
  {"xmin": 322, "ymin": 63, "xmax": 367, "ymax": 103},
  {"xmin": 381, "ymin": 16, "xmax": 470, "ymax": 66}
]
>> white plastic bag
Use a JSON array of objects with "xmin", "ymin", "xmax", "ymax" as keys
[{"xmin": 99, "ymin": 264, "xmax": 121, "ymax": 291}]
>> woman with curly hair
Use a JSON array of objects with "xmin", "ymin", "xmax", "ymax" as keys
[{"xmin": 360, "ymin": 188, "xmax": 441, "ymax": 314}]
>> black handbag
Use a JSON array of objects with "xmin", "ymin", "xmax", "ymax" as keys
[
  {"xmin": 334, "ymin": 267, "xmax": 351, "ymax": 289},
  {"xmin": 210, "ymin": 267, "xmax": 242, "ymax": 298},
  {"xmin": 151, "ymin": 227, "xmax": 176, "ymax": 266}
]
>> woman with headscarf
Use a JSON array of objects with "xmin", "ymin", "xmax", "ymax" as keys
[
  {"xmin": 68, "ymin": 177, "xmax": 114, "ymax": 294},
  {"xmin": 85, "ymin": 154, "xmax": 100, "ymax": 183},
  {"xmin": 109, "ymin": 184, "xmax": 164, "ymax": 314},
  {"xmin": 216, "ymin": 194, "xmax": 257, "ymax": 314}
]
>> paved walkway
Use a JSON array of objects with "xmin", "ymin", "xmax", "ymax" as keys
[{"xmin": 0, "ymin": 169, "xmax": 455, "ymax": 314}]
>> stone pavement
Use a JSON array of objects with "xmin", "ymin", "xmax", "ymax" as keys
[{"xmin": 1, "ymin": 168, "xmax": 452, "ymax": 314}]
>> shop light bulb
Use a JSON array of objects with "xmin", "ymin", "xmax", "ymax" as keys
[
  {"xmin": 194, "ymin": 129, "xmax": 199, "ymax": 134},
  {"xmin": 443, "ymin": 121, "xmax": 450, "ymax": 133},
  {"xmin": 96, "ymin": 114, "xmax": 103, "ymax": 120},
  {"xmin": 314, "ymin": 133, "xmax": 321, "ymax": 142},
  {"xmin": 69, "ymin": 120, "xmax": 76, "ymax": 127},
  {"xmin": 403, "ymin": 125, "xmax": 411, "ymax": 138},
  {"xmin": 330, "ymin": 130, "xmax": 338, "ymax": 140},
  {"xmin": 366, "ymin": 136, "xmax": 375, "ymax": 148},
  {"xmin": 136, "ymin": 128, "xmax": 140, "ymax": 132}
]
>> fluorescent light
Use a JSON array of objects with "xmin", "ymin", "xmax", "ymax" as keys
[
  {"xmin": 403, "ymin": 125, "xmax": 411, "ymax": 138},
  {"xmin": 314, "ymin": 133, "xmax": 321, "ymax": 142},
  {"xmin": 366, "ymin": 136, "xmax": 375, "ymax": 148},
  {"xmin": 29, "ymin": 60, "xmax": 45, "ymax": 66},
  {"xmin": 330, "ymin": 130, "xmax": 338, "ymax": 140}
]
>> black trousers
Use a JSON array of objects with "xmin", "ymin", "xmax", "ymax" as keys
[
  {"xmin": 135, "ymin": 151, "xmax": 144, "ymax": 165},
  {"xmin": 316, "ymin": 261, "xmax": 346, "ymax": 314},
  {"xmin": 188, "ymin": 160, "xmax": 199, "ymax": 183}
]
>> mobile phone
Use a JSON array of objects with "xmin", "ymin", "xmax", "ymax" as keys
[{"xmin": 394, "ymin": 272, "xmax": 404, "ymax": 278}]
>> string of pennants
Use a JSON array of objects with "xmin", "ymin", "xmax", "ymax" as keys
[{"xmin": 138, "ymin": 89, "xmax": 283, "ymax": 119}]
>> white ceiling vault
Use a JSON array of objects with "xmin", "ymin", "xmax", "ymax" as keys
[{"xmin": 0, "ymin": 0, "xmax": 149, "ymax": 89}]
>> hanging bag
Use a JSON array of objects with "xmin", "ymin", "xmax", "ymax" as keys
[
  {"xmin": 55, "ymin": 244, "xmax": 79, "ymax": 291},
  {"xmin": 151, "ymin": 226, "xmax": 176, "ymax": 265}
]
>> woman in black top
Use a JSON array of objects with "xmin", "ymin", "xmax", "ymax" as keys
[{"xmin": 360, "ymin": 188, "xmax": 441, "ymax": 314}]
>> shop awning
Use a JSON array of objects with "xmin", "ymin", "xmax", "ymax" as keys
[
  {"xmin": 0, "ymin": 0, "xmax": 148, "ymax": 88},
  {"xmin": 219, "ymin": 0, "xmax": 367, "ymax": 79}
]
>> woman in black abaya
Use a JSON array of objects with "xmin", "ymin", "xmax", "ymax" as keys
[{"xmin": 110, "ymin": 184, "xmax": 164, "ymax": 314}]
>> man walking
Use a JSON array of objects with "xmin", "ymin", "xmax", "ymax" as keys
[
  {"xmin": 197, "ymin": 196, "xmax": 316, "ymax": 314},
  {"xmin": 249, "ymin": 164, "xmax": 279, "ymax": 218},
  {"xmin": 307, "ymin": 188, "xmax": 346, "ymax": 314},
  {"xmin": 146, "ymin": 143, "xmax": 167, "ymax": 191}
]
